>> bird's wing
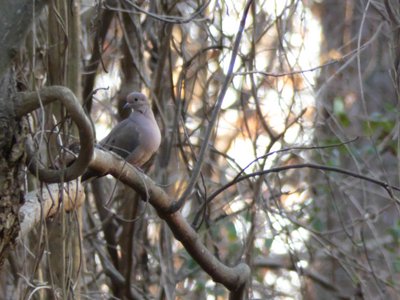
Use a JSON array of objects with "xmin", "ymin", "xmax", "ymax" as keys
[
  {"xmin": 99, "ymin": 118, "xmax": 141, "ymax": 160},
  {"xmin": 81, "ymin": 110, "xmax": 160, "ymax": 182}
]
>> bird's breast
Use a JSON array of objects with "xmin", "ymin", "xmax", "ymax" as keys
[{"xmin": 131, "ymin": 113, "xmax": 161, "ymax": 153}]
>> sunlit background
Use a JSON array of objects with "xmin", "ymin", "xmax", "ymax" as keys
[
  {"xmin": 90, "ymin": 1, "xmax": 322, "ymax": 298},
  {"xmin": 7, "ymin": 0, "xmax": 399, "ymax": 299}
]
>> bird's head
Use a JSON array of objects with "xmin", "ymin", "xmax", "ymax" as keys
[{"xmin": 124, "ymin": 92, "xmax": 149, "ymax": 113}]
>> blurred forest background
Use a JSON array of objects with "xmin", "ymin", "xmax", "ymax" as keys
[{"xmin": 1, "ymin": 0, "xmax": 400, "ymax": 299}]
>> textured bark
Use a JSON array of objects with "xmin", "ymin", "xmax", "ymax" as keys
[
  {"xmin": 0, "ymin": 71, "xmax": 26, "ymax": 264},
  {"xmin": 0, "ymin": 0, "xmax": 47, "ymax": 267}
]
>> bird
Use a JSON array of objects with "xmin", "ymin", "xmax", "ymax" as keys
[{"xmin": 81, "ymin": 91, "xmax": 161, "ymax": 181}]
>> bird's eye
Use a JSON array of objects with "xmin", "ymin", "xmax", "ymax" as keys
[{"xmin": 134, "ymin": 98, "xmax": 138, "ymax": 101}]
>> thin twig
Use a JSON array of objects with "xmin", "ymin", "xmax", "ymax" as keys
[
  {"xmin": 207, "ymin": 163, "xmax": 400, "ymax": 204},
  {"xmin": 171, "ymin": 0, "xmax": 255, "ymax": 212},
  {"xmin": 105, "ymin": 0, "xmax": 211, "ymax": 24}
]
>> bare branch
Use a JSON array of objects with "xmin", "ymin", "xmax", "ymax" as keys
[
  {"xmin": 172, "ymin": 0, "xmax": 255, "ymax": 212},
  {"xmin": 18, "ymin": 180, "xmax": 85, "ymax": 238},
  {"xmin": 105, "ymin": 0, "xmax": 210, "ymax": 24},
  {"xmin": 207, "ymin": 163, "xmax": 400, "ymax": 204},
  {"xmin": 87, "ymin": 147, "xmax": 251, "ymax": 292},
  {"xmin": 15, "ymin": 86, "xmax": 94, "ymax": 183}
]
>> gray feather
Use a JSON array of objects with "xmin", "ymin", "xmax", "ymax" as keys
[{"xmin": 81, "ymin": 92, "xmax": 161, "ymax": 182}]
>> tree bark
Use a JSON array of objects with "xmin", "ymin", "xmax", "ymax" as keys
[
  {"xmin": 0, "ymin": 0, "xmax": 47, "ymax": 266},
  {"xmin": 0, "ymin": 71, "xmax": 26, "ymax": 264}
]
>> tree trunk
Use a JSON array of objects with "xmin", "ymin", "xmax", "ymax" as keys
[
  {"xmin": 0, "ymin": 71, "xmax": 25, "ymax": 263},
  {"xmin": 0, "ymin": 0, "xmax": 46, "ymax": 267}
]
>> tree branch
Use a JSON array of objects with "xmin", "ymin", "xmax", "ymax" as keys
[
  {"xmin": 15, "ymin": 86, "xmax": 94, "ymax": 183},
  {"xmin": 87, "ymin": 147, "xmax": 251, "ymax": 293},
  {"xmin": 207, "ymin": 163, "xmax": 400, "ymax": 204},
  {"xmin": 171, "ymin": 0, "xmax": 255, "ymax": 212},
  {"xmin": 18, "ymin": 180, "xmax": 85, "ymax": 238}
]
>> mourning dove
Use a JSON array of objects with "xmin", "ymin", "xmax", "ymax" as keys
[{"xmin": 81, "ymin": 92, "xmax": 161, "ymax": 181}]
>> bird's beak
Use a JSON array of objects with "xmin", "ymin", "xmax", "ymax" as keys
[{"xmin": 123, "ymin": 102, "xmax": 130, "ymax": 110}]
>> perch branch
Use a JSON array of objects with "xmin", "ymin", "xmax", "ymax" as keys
[{"xmin": 87, "ymin": 147, "xmax": 251, "ymax": 294}]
